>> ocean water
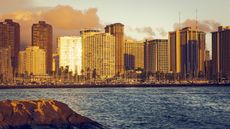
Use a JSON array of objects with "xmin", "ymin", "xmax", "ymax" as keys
[{"xmin": 0, "ymin": 87, "xmax": 230, "ymax": 129}]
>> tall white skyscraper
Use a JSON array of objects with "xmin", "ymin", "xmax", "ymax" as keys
[{"xmin": 58, "ymin": 36, "xmax": 82, "ymax": 75}]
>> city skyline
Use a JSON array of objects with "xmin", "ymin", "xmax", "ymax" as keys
[
  {"xmin": 0, "ymin": 0, "xmax": 230, "ymax": 52},
  {"xmin": 0, "ymin": 0, "xmax": 230, "ymax": 83},
  {"xmin": 0, "ymin": 2, "xmax": 230, "ymax": 129}
]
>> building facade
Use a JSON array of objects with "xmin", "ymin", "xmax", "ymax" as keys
[
  {"xmin": 0, "ymin": 19, "xmax": 20, "ymax": 73},
  {"xmin": 0, "ymin": 47, "xmax": 13, "ymax": 82},
  {"xmin": 80, "ymin": 29, "xmax": 100, "ymax": 74},
  {"xmin": 105, "ymin": 23, "xmax": 125, "ymax": 74},
  {"xmin": 52, "ymin": 53, "xmax": 59, "ymax": 74},
  {"xmin": 18, "ymin": 46, "xmax": 46, "ymax": 76},
  {"xmin": 168, "ymin": 27, "xmax": 206, "ymax": 79},
  {"xmin": 212, "ymin": 26, "xmax": 230, "ymax": 80},
  {"xmin": 83, "ymin": 32, "xmax": 115, "ymax": 79},
  {"xmin": 144, "ymin": 39, "xmax": 169, "ymax": 73},
  {"xmin": 124, "ymin": 40, "xmax": 144, "ymax": 70},
  {"xmin": 32, "ymin": 21, "xmax": 52, "ymax": 74},
  {"xmin": 58, "ymin": 36, "xmax": 82, "ymax": 75}
]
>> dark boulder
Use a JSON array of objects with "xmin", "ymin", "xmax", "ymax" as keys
[{"xmin": 0, "ymin": 99, "xmax": 106, "ymax": 129}]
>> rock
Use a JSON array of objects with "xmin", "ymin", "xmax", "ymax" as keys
[
  {"xmin": 0, "ymin": 99, "xmax": 106, "ymax": 129},
  {"xmin": 0, "ymin": 113, "xmax": 4, "ymax": 122}
]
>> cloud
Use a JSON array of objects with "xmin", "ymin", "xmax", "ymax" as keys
[
  {"xmin": 42, "ymin": 6, "xmax": 101, "ymax": 29},
  {"xmin": 156, "ymin": 27, "xmax": 167, "ymax": 37},
  {"xmin": 0, "ymin": 0, "xmax": 30, "ymax": 7},
  {"xmin": 135, "ymin": 27, "xmax": 155, "ymax": 37},
  {"xmin": 0, "ymin": 5, "xmax": 102, "ymax": 50},
  {"xmin": 0, "ymin": 0, "xmax": 31, "ymax": 13},
  {"xmin": 124, "ymin": 35, "xmax": 138, "ymax": 41},
  {"xmin": 126, "ymin": 26, "xmax": 155, "ymax": 40},
  {"xmin": 174, "ymin": 19, "xmax": 221, "ymax": 32},
  {"xmin": 127, "ymin": 26, "xmax": 168, "ymax": 40}
]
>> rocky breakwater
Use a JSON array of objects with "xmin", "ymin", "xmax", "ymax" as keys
[{"xmin": 0, "ymin": 99, "xmax": 106, "ymax": 129}]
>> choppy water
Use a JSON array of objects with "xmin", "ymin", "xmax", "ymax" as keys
[{"xmin": 0, "ymin": 87, "xmax": 230, "ymax": 129}]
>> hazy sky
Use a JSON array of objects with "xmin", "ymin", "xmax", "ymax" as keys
[{"xmin": 0, "ymin": 0, "xmax": 229, "ymax": 51}]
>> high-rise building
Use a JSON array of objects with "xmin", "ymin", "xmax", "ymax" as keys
[
  {"xmin": 204, "ymin": 50, "xmax": 211, "ymax": 80},
  {"xmin": 0, "ymin": 47, "xmax": 13, "ymax": 82},
  {"xmin": 83, "ymin": 32, "xmax": 115, "ymax": 79},
  {"xmin": 168, "ymin": 27, "xmax": 206, "ymax": 78},
  {"xmin": 80, "ymin": 29, "xmax": 100, "ymax": 73},
  {"xmin": 144, "ymin": 39, "xmax": 169, "ymax": 73},
  {"xmin": 212, "ymin": 26, "xmax": 230, "ymax": 80},
  {"xmin": 32, "ymin": 21, "xmax": 52, "ymax": 74},
  {"xmin": 58, "ymin": 36, "xmax": 82, "ymax": 75},
  {"xmin": 18, "ymin": 46, "xmax": 46, "ymax": 76},
  {"xmin": 105, "ymin": 23, "xmax": 124, "ymax": 74},
  {"xmin": 0, "ymin": 19, "xmax": 20, "ymax": 73},
  {"xmin": 124, "ymin": 40, "xmax": 144, "ymax": 70},
  {"xmin": 52, "ymin": 53, "xmax": 59, "ymax": 74},
  {"xmin": 205, "ymin": 50, "xmax": 211, "ymax": 61}
]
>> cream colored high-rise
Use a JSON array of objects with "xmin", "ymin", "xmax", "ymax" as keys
[
  {"xmin": 19, "ymin": 46, "xmax": 46, "ymax": 76},
  {"xmin": 80, "ymin": 29, "xmax": 100, "ymax": 74},
  {"xmin": 105, "ymin": 23, "xmax": 125, "ymax": 74},
  {"xmin": 82, "ymin": 31, "xmax": 115, "ymax": 79},
  {"xmin": 124, "ymin": 40, "xmax": 144, "ymax": 70},
  {"xmin": 58, "ymin": 36, "xmax": 82, "ymax": 75},
  {"xmin": 0, "ymin": 47, "xmax": 13, "ymax": 82}
]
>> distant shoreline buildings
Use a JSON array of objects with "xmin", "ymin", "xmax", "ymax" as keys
[
  {"xmin": 125, "ymin": 40, "xmax": 144, "ymax": 70},
  {"xmin": 212, "ymin": 26, "xmax": 230, "ymax": 81},
  {"xmin": 32, "ymin": 21, "xmax": 53, "ymax": 74},
  {"xmin": 0, "ymin": 19, "xmax": 20, "ymax": 75},
  {"xmin": 144, "ymin": 39, "xmax": 168, "ymax": 74},
  {"xmin": 18, "ymin": 46, "xmax": 46, "ymax": 76},
  {"xmin": 105, "ymin": 23, "xmax": 125, "ymax": 75},
  {"xmin": 0, "ymin": 19, "xmax": 230, "ymax": 84},
  {"xmin": 81, "ymin": 30, "xmax": 115, "ymax": 79},
  {"xmin": 168, "ymin": 27, "xmax": 206, "ymax": 79},
  {"xmin": 58, "ymin": 36, "xmax": 82, "ymax": 75}
]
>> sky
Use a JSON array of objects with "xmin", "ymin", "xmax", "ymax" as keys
[{"xmin": 0, "ymin": 0, "xmax": 229, "ymax": 51}]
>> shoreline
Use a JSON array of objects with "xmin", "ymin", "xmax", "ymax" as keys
[{"xmin": 0, "ymin": 83, "xmax": 229, "ymax": 89}]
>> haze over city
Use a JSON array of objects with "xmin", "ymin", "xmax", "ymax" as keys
[{"xmin": 0, "ymin": 0, "xmax": 229, "ymax": 51}]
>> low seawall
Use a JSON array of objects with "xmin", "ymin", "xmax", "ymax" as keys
[{"xmin": 0, "ymin": 83, "xmax": 229, "ymax": 89}]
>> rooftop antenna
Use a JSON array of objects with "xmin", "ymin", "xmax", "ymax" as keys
[
  {"xmin": 179, "ymin": 11, "xmax": 181, "ymax": 30},
  {"xmin": 196, "ymin": 9, "xmax": 198, "ymax": 31},
  {"xmin": 195, "ymin": 9, "xmax": 198, "ymax": 40}
]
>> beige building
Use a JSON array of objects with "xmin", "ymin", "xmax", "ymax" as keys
[
  {"xmin": 124, "ymin": 40, "xmax": 144, "ymax": 70},
  {"xmin": 168, "ymin": 27, "xmax": 206, "ymax": 78},
  {"xmin": 19, "ymin": 46, "xmax": 46, "ymax": 76},
  {"xmin": 105, "ymin": 23, "xmax": 125, "ymax": 74},
  {"xmin": 52, "ymin": 53, "xmax": 59, "ymax": 74},
  {"xmin": 82, "ymin": 31, "xmax": 115, "ymax": 79},
  {"xmin": 144, "ymin": 39, "xmax": 169, "ymax": 73},
  {"xmin": 0, "ymin": 47, "xmax": 13, "ymax": 82},
  {"xmin": 80, "ymin": 29, "xmax": 100, "ymax": 73},
  {"xmin": 58, "ymin": 36, "xmax": 82, "ymax": 75}
]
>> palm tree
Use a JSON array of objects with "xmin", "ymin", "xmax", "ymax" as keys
[
  {"xmin": 64, "ymin": 66, "xmax": 69, "ymax": 80},
  {"xmin": 80, "ymin": 69, "xmax": 85, "ymax": 82},
  {"xmin": 59, "ymin": 66, "xmax": 64, "ymax": 80}
]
